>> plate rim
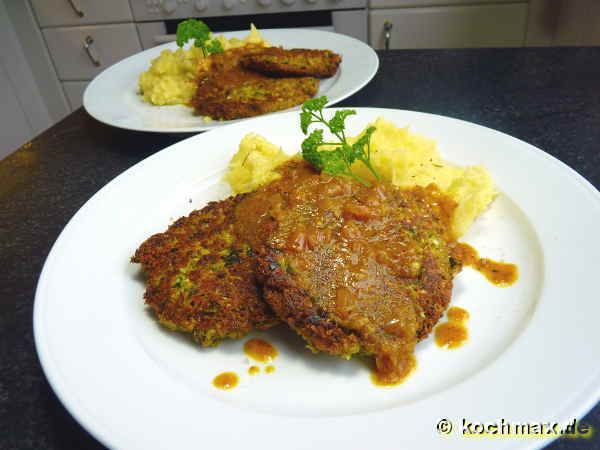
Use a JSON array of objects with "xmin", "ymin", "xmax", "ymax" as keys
[
  {"xmin": 34, "ymin": 107, "xmax": 600, "ymax": 450},
  {"xmin": 82, "ymin": 28, "xmax": 379, "ymax": 133}
]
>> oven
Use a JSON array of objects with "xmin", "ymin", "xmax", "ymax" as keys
[{"xmin": 129, "ymin": 0, "xmax": 368, "ymax": 49}]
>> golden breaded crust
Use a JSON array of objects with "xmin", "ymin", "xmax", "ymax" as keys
[
  {"xmin": 240, "ymin": 48, "xmax": 342, "ymax": 78},
  {"xmin": 132, "ymin": 196, "xmax": 278, "ymax": 346},
  {"xmin": 194, "ymin": 77, "xmax": 319, "ymax": 121},
  {"xmin": 191, "ymin": 46, "xmax": 320, "ymax": 120},
  {"xmin": 256, "ymin": 251, "xmax": 362, "ymax": 357}
]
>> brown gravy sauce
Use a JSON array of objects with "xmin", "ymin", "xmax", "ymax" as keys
[
  {"xmin": 435, "ymin": 306, "xmax": 470, "ymax": 349},
  {"xmin": 244, "ymin": 338, "xmax": 278, "ymax": 363},
  {"xmin": 371, "ymin": 355, "xmax": 416, "ymax": 387},
  {"xmin": 447, "ymin": 306, "xmax": 469, "ymax": 323},
  {"xmin": 455, "ymin": 243, "xmax": 518, "ymax": 287},
  {"xmin": 212, "ymin": 372, "xmax": 239, "ymax": 390}
]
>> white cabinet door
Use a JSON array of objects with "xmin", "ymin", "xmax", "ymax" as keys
[
  {"xmin": 43, "ymin": 24, "xmax": 142, "ymax": 81},
  {"xmin": 370, "ymin": 0, "xmax": 524, "ymax": 9},
  {"xmin": 63, "ymin": 81, "xmax": 89, "ymax": 111},
  {"xmin": 370, "ymin": 3, "xmax": 528, "ymax": 49}
]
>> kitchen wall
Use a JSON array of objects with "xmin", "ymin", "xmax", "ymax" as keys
[{"xmin": 526, "ymin": 0, "xmax": 600, "ymax": 46}]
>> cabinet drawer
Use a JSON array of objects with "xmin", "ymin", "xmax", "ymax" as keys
[
  {"xmin": 370, "ymin": 4, "xmax": 527, "ymax": 49},
  {"xmin": 30, "ymin": 0, "xmax": 133, "ymax": 27},
  {"xmin": 62, "ymin": 81, "xmax": 89, "ymax": 111},
  {"xmin": 43, "ymin": 24, "xmax": 142, "ymax": 81}
]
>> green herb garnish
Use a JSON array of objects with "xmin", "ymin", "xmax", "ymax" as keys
[
  {"xmin": 300, "ymin": 96, "xmax": 379, "ymax": 186},
  {"xmin": 176, "ymin": 19, "xmax": 224, "ymax": 57}
]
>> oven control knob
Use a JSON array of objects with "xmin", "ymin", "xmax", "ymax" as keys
[
  {"xmin": 258, "ymin": 0, "xmax": 272, "ymax": 6},
  {"xmin": 281, "ymin": 0, "xmax": 295, "ymax": 5},
  {"xmin": 223, "ymin": 0, "xmax": 236, "ymax": 9},
  {"xmin": 162, "ymin": 0, "xmax": 178, "ymax": 13},
  {"xmin": 195, "ymin": 0, "xmax": 208, "ymax": 10}
]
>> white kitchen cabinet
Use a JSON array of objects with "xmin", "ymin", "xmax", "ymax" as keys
[
  {"xmin": 370, "ymin": 3, "xmax": 528, "ymax": 49},
  {"xmin": 62, "ymin": 81, "xmax": 89, "ymax": 110},
  {"xmin": 43, "ymin": 24, "xmax": 142, "ymax": 81},
  {"xmin": 370, "ymin": 0, "xmax": 521, "ymax": 10}
]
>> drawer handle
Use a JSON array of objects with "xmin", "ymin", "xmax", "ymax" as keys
[
  {"xmin": 67, "ymin": 0, "xmax": 84, "ymax": 17},
  {"xmin": 384, "ymin": 21, "xmax": 393, "ymax": 51},
  {"xmin": 83, "ymin": 36, "xmax": 101, "ymax": 67}
]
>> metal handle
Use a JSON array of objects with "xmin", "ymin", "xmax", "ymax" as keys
[
  {"xmin": 384, "ymin": 21, "xmax": 393, "ymax": 51},
  {"xmin": 67, "ymin": 0, "xmax": 84, "ymax": 17},
  {"xmin": 83, "ymin": 36, "xmax": 101, "ymax": 66}
]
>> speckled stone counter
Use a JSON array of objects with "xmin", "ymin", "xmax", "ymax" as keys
[{"xmin": 1, "ymin": 48, "xmax": 599, "ymax": 449}]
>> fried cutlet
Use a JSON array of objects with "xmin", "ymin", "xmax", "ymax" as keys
[
  {"xmin": 247, "ymin": 160, "xmax": 461, "ymax": 384},
  {"xmin": 240, "ymin": 47, "xmax": 342, "ymax": 78},
  {"xmin": 191, "ymin": 46, "xmax": 320, "ymax": 120},
  {"xmin": 132, "ymin": 158, "xmax": 461, "ymax": 379},
  {"xmin": 194, "ymin": 77, "xmax": 319, "ymax": 120},
  {"xmin": 131, "ymin": 196, "xmax": 278, "ymax": 347}
]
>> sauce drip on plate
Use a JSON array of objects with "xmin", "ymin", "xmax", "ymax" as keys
[
  {"xmin": 244, "ymin": 338, "xmax": 278, "ymax": 363},
  {"xmin": 248, "ymin": 366, "xmax": 260, "ymax": 375},
  {"xmin": 212, "ymin": 372, "xmax": 239, "ymax": 390},
  {"xmin": 371, "ymin": 354, "xmax": 416, "ymax": 387},
  {"xmin": 455, "ymin": 243, "xmax": 518, "ymax": 287},
  {"xmin": 435, "ymin": 306, "xmax": 470, "ymax": 349}
]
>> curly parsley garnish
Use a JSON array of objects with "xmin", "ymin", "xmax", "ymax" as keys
[
  {"xmin": 300, "ymin": 96, "xmax": 379, "ymax": 186},
  {"xmin": 176, "ymin": 19, "xmax": 224, "ymax": 57}
]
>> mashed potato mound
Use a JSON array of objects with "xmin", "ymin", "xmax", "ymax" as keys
[
  {"xmin": 225, "ymin": 118, "xmax": 497, "ymax": 237},
  {"xmin": 224, "ymin": 133, "xmax": 292, "ymax": 194},
  {"xmin": 139, "ymin": 25, "xmax": 269, "ymax": 106},
  {"xmin": 139, "ymin": 46, "xmax": 204, "ymax": 105},
  {"xmin": 350, "ymin": 118, "xmax": 497, "ymax": 237}
]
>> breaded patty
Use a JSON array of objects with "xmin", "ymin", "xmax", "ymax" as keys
[
  {"xmin": 240, "ymin": 48, "xmax": 342, "ymax": 78},
  {"xmin": 249, "ymin": 161, "xmax": 461, "ymax": 384},
  {"xmin": 132, "ymin": 196, "xmax": 278, "ymax": 346},
  {"xmin": 194, "ymin": 77, "xmax": 319, "ymax": 120},
  {"xmin": 191, "ymin": 46, "xmax": 319, "ymax": 120}
]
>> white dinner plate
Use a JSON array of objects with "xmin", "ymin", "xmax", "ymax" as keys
[
  {"xmin": 83, "ymin": 29, "xmax": 378, "ymax": 133},
  {"xmin": 34, "ymin": 109, "xmax": 600, "ymax": 450}
]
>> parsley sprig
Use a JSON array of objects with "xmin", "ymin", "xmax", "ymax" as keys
[
  {"xmin": 300, "ymin": 96, "xmax": 380, "ymax": 186},
  {"xmin": 176, "ymin": 19, "xmax": 224, "ymax": 57}
]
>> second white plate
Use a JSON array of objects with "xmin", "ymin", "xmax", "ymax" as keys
[{"xmin": 83, "ymin": 29, "xmax": 379, "ymax": 133}]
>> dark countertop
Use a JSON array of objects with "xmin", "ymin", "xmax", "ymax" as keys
[{"xmin": 1, "ymin": 47, "xmax": 599, "ymax": 449}]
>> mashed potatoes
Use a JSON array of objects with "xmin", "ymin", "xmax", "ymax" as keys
[
  {"xmin": 139, "ymin": 46, "xmax": 204, "ymax": 105},
  {"xmin": 139, "ymin": 25, "xmax": 269, "ymax": 106},
  {"xmin": 224, "ymin": 133, "xmax": 292, "ymax": 194},
  {"xmin": 225, "ymin": 118, "xmax": 497, "ymax": 237},
  {"xmin": 350, "ymin": 118, "xmax": 497, "ymax": 237}
]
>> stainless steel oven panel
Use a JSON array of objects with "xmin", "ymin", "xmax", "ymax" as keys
[
  {"xmin": 137, "ymin": 22, "xmax": 338, "ymax": 48},
  {"xmin": 136, "ymin": 8, "xmax": 367, "ymax": 49}
]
